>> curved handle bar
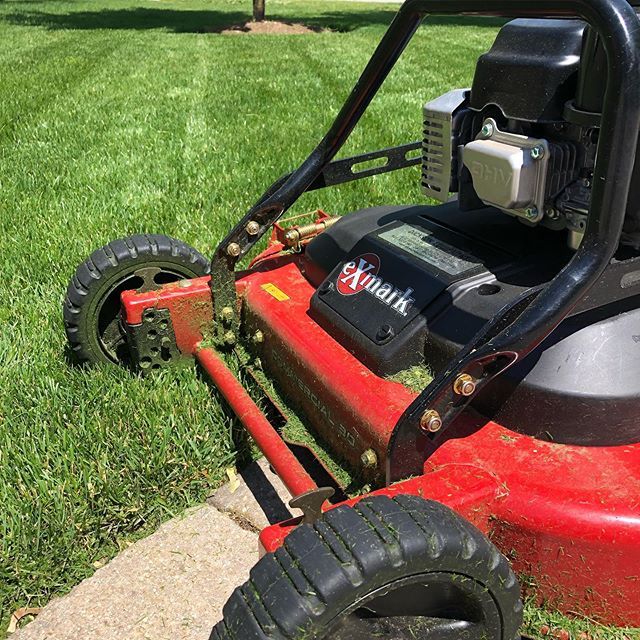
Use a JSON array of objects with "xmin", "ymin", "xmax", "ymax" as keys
[{"xmin": 208, "ymin": 0, "xmax": 640, "ymax": 481}]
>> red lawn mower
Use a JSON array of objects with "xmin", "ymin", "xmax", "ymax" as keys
[{"xmin": 63, "ymin": 0, "xmax": 640, "ymax": 637}]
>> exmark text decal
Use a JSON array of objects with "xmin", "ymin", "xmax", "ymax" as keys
[{"xmin": 336, "ymin": 253, "xmax": 415, "ymax": 316}]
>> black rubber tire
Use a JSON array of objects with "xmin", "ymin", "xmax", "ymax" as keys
[
  {"xmin": 210, "ymin": 495, "xmax": 522, "ymax": 640},
  {"xmin": 63, "ymin": 234, "xmax": 210, "ymax": 365}
]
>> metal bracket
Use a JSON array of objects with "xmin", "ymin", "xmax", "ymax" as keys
[
  {"xmin": 387, "ymin": 287, "xmax": 542, "ymax": 483},
  {"xmin": 209, "ymin": 142, "xmax": 421, "ymax": 338},
  {"xmin": 126, "ymin": 307, "xmax": 182, "ymax": 374},
  {"xmin": 289, "ymin": 487, "xmax": 336, "ymax": 525}
]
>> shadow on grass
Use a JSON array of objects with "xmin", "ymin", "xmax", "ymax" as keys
[{"xmin": 0, "ymin": 7, "xmax": 505, "ymax": 33}]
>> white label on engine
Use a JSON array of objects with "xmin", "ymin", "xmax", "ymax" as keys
[{"xmin": 378, "ymin": 224, "xmax": 480, "ymax": 276}]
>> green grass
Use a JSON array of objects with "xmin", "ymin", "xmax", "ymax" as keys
[{"xmin": 0, "ymin": 0, "xmax": 637, "ymax": 637}]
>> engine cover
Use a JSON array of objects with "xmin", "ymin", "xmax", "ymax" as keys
[
  {"xmin": 462, "ymin": 120, "xmax": 550, "ymax": 221},
  {"xmin": 308, "ymin": 203, "xmax": 568, "ymax": 375}
]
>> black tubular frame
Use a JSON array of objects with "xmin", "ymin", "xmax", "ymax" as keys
[{"xmin": 210, "ymin": 0, "xmax": 640, "ymax": 484}]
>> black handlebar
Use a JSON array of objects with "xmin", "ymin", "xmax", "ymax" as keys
[{"xmin": 208, "ymin": 0, "xmax": 640, "ymax": 483}]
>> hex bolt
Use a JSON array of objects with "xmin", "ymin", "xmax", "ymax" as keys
[
  {"xmin": 221, "ymin": 306, "xmax": 234, "ymax": 324},
  {"xmin": 420, "ymin": 409, "xmax": 443, "ymax": 433},
  {"xmin": 245, "ymin": 220, "xmax": 260, "ymax": 236},
  {"xmin": 226, "ymin": 242, "xmax": 241, "ymax": 257},
  {"xmin": 223, "ymin": 330, "xmax": 236, "ymax": 346},
  {"xmin": 376, "ymin": 324, "xmax": 394, "ymax": 342},
  {"xmin": 453, "ymin": 373, "xmax": 477, "ymax": 397},
  {"xmin": 360, "ymin": 448, "xmax": 378, "ymax": 468},
  {"xmin": 480, "ymin": 122, "xmax": 494, "ymax": 138},
  {"xmin": 318, "ymin": 281, "xmax": 334, "ymax": 295},
  {"xmin": 530, "ymin": 145, "xmax": 545, "ymax": 160},
  {"xmin": 252, "ymin": 330, "xmax": 264, "ymax": 344}
]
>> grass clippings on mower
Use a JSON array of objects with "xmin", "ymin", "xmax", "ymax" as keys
[{"xmin": 387, "ymin": 364, "xmax": 434, "ymax": 392}]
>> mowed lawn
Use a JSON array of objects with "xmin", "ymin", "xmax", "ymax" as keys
[{"xmin": 0, "ymin": 0, "xmax": 636, "ymax": 638}]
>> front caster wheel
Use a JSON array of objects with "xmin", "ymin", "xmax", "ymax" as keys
[
  {"xmin": 63, "ymin": 234, "xmax": 210, "ymax": 366},
  {"xmin": 211, "ymin": 495, "xmax": 523, "ymax": 640}
]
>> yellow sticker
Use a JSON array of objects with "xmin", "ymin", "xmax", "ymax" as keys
[{"xmin": 261, "ymin": 282, "xmax": 290, "ymax": 301}]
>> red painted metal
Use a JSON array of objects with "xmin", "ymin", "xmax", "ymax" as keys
[
  {"xmin": 120, "ymin": 248, "xmax": 640, "ymax": 627},
  {"xmin": 240, "ymin": 256, "xmax": 416, "ymax": 474},
  {"xmin": 121, "ymin": 276, "xmax": 213, "ymax": 355},
  {"xmin": 196, "ymin": 346, "xmax": 318, "ymax": 499}
]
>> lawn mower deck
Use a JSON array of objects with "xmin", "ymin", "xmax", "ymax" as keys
[
  {"xmin": 64, "ymin": 0, "xmax": 640, "ymax": 635},
  {"xmin": 119, "ymin": 211, "xmax": 640, "ymax": 627}
]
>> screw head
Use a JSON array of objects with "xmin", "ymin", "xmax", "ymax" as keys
[
  {"xmin": 360, "ymin": 448, "xmax": 378, "ymax": 468},
  {"xmin": 525, "ymin": 207, "xmax": 538, "ymax": 220},
  {"xmin": 420, "ymin": 409, "xmax": 443, "ymax": 433},
  {"xmin": 453, "ymin": 373, "xmax": 477, "ymax": 397},
  {"xmin": 226, "ymin": 242, "xmax": 241, "ymax": 257},
  {"xmin": 481, "ymin": 122, "xmax": 494, "ymax": 137},
  {"xmin": 376, "ymin": 324, "xmax": 394, "ymax": 342},
  {"xmin": 245, "ymin": 221, "xmax": 260, "ymax": 236},
  {"xmin": 530, "ymin": 145, "xmax": 545, "ymax": 160}
]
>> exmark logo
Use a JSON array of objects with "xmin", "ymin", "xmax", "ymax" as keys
[{"xmin": 336, "ymin": 253, "xmax": 415, "ymax": 316}]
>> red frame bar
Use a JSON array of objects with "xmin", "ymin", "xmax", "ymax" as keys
[{"xmin": 196, "ymin": 346, "xmax": 318, "ymax": 498}]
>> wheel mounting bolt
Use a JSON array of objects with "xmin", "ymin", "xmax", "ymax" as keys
[
  {"xmin": 226, "ymin": 242, "xmax": 241, "ymax": 257},
  {"xmin": 360, "ymin": 448, "xmax": 378, "ymax": 468},
  {"xmin": 246, "ymin": 221, "xmax": 260, "ymax": 236},
  {"xmin": 420, "ymin": 409, "xmax": 443, "ymax": 433},
  {"xmin": 453, "ymin": 373, "xmax": 477, "ymax": 397}
]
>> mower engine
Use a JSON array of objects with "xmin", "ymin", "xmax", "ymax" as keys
[
  {"xmin": 422, "ymin": 19, "xmax": 597, "ymax": 249},
  {"xmin": 305, "ymin": 17, "xmax": 640, "ymax": 447}
]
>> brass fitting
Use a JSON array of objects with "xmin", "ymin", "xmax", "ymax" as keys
[
  {"xmin": 282, "ymin": 217, "xmax": 339, "ymax": 249},
  {"xmin": 360, "ymin": 448, "xmax": 378, "ymax": 468},
  {"xmin": 453, "ymin": 373, "xmax": 477, "ymax": 397},
  {"xmin": 420, "ymin": 409, "xmax": 443, "ymax": 433},
  {"xmin": 245, "ymin": 220, "xmax": 260, "ymax": 236},
  {"xmin": 226, "ymin": 242, "xmax": 241, "ymax": 257}
]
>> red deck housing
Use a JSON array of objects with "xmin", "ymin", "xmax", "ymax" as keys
[{"xmin": 121, "ymin": 249, "xmax": 640, "ymax": 628}]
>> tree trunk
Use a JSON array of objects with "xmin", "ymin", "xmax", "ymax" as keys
[{"xmin": 253, "ymin": 0, "xmax": 265, "ymax": 21}]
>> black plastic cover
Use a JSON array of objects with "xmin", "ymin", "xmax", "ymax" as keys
[
  {"xmin": 308, "ymin": 203, "xmax": 568, "ymax": 375},
  {"xmin": 470, "ymin": 19, "xmax": 586, "ymax": 122}
]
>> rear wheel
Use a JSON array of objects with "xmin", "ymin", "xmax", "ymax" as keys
[
  {"xmin": 211, "ymin": 494, "xmax": 522, "ymax": 640},
  {"xmin": 63, "ymin": 234, "xmax": 209, "ymax": 366}
]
